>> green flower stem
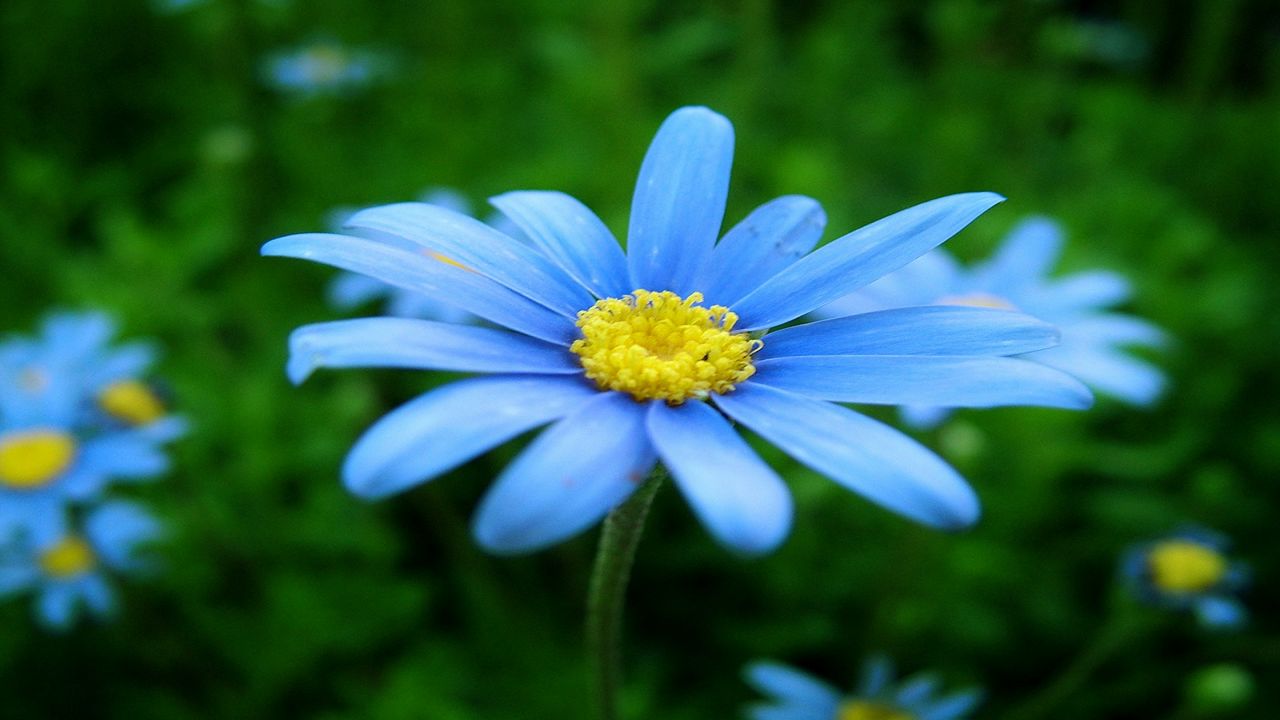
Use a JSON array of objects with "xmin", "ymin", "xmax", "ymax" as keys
[
  {"xmin": 585, "ymin": 467, "xmax": 665, "ymax": 720},
  {"xmin": 1008, "ymin": 606, "xmax": 1152, "ymax": 720}
]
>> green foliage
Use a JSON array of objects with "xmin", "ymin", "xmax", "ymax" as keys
[{"xmin": 2, "ymin": 0, "xmax": 1277, "ymax": 717}]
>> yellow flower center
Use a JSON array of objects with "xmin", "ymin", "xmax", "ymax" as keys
[
  {"xmin": 570, "ymin": 290, "xmax": 760, "ymax": 404},
  {"xmin": 936, "ymin": 292, "xmax": 1017, "ymax": 311},
  {"xmin": 837, "ymin": 700, "xmax": 915, "ymax": 720},
  {"xmin": 1148, "ymin": 540, "xmax": 1228, "ymax": 593},
  {"xmin": 98, "ymin": 380, "xmax": 166, "ymax": 426},
  {"xmin": 0, "ymin": 430, "xmax": 77, "ymax": 489},
  {"xmin": 39, "ymin": 536, "xmax": 96, "ymax": 579}
]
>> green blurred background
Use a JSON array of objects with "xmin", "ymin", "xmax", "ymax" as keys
[{"xmin": 2, "ymin": 0, "xmax": 1278, "ymax": 717}]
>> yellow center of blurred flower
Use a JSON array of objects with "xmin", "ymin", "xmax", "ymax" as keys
[
  {"xmin": 0, "ymin": 430, "xmax": 76, "ymax": 489},
  {"xmin": 571, "ymin": 290, "xmax": 760, "ymax": 404},
  {"xmin": 303, "ymin": 46, "xmax": 350, "ymax": 83},
  {"xmin": 837, "ymin": 700, "xmax": 915, "ymax": 720},
  {"xmin": 39, "ymin": 536, "xmax": 96, "ymax": 579},
  {"xmin": 936, "ymin": 292, "xmax": 1017, "ymax": 311},
  {"xmin": 1148, "ymin": 540, "xmax": 1228, "ymax": 593},
  {"xmin": 98, "ymin": 380, "xmax": 166, "ymax": 425}
]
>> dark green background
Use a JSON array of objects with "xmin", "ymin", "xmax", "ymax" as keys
[{"xmin": 1, "ymin": 1, "xmax": 1277, "ymax": 717}]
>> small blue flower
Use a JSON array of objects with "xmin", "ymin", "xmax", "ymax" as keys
[
  {"xmin": 264, "ymin": 40, "xmax": 389, "ymax": 96},
  {"xmin": 264, "ymin": 106, "xmax": 1093, "ymax": 555},
  {"xmin": 1121, "ymin": 527, "xmax": 1248, "ymax": 629},
  {"xmin": 744, "ymin": 657, "xmax": 981, "ymax": 720},
  {"xmin": 818, "ymin": 216, "xmax": 1165, "ymax": 428},
  {"xmin": 0, "ymin": 500, "xmax": 163, "ymax": 631},
  {"xmin": 328, "ymin": 188, "xmax": 522, "ymax": 322},
  {"xmin": 0, "ymin": 313, "xmax": 184, "ymax": 536}
]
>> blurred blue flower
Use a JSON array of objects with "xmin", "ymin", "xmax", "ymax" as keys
[
  {"xmin": 328, "ymin": 188, "xmax": 523, "ymax": 322},
  {"xmin": 0, "ymin": 312, "xmax": 184, "ymax": 536},
  {"xmin": 1121, "ymin": 527, "xmax": 1248, "ymax": 629},
  {"xmin": 744, "ymin": 657, "xmax": 981, "ymax": 720},
  {"xmin": 0, "ymin": 501, "xmax": 163, "ymax": 631},
  {"xmin": 264, "ymin": 40, "xmax": 389, "ymax": 96},
  {"xmin": 818, "ymin": 216, "xmax": 1165, "ymax": 428},
  {"xmin": 265, "ymin": 106, "xmax": 1093, "ymax": 555}
]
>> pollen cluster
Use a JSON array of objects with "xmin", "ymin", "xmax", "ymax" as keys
[
  {"xmin": 99, "ymin": 380, "xmax": 166, "ymax": 426},
  {"xmin": 39, "ymin": 536, "xmax": 97, "ymax": 579},
  {"xmin": 838, "ymin": 700, "xmax": 915, "ymax": 720},
  {"xmin": 571, "ymin": 290, "xmax": 761, "ymax": 404},
  {"xmin": 936, "ymin": 292, "xmax": 1017, "ymax": 311},
  {"xmin": 0, "ymin": 430, "xmax": 76, "ymax": 490},
  {"xmin": 1148, "ymin": 540, "xmax": 1227, "ymax": 593}
]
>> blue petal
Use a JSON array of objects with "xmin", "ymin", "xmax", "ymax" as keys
[
  {"xmin": 646, "ymin": 402, "xmax": 792, "ymax": 555},
  {"xmin": 489, "ymin": 191, "xmax": 631, "ymax": 298},
  {"xmin": 812, "ymin": 250, "xmax": 963, "ymax": 318},
  {"xmin": 287, "ymin": 318, "xmax": 580, "ymax": 384},
  {"xmin": 1030, "ymin": 346, "xmax": 1164, "ymax": 406},
  {"xmin": 858, "ymin": 655, "xmax": 895, "ymax": 695},
  {"xmin": 262, "ymin": 233, "xmax": 577, "ymax": 344},
  {"xmin": 471, "ymin": 392, "xmax": 655, "ymax": 554},
  {"xmin": 1195, "ymin": 596, "xmax": 1246, "ymax": 629},
  {"xmin": 344, "ymin": 375, "xmax": 600, "ymax": 500},
  {"xmin": 971, "ymin": 216, "xmax": 1063, "ymax": 293},
  {"xmin": 78, "ymin": 433, "xmax": 170, "ymax": 479},
  {"xmin": 1064, "ymin": 315, "xmax": 1167, "ymax": 348},
  {"xmin": 0, "ymin": 566, "xmax": 39, "ymax": 596},
  {"xmin": 84, "ymin": 500, "xmax": 164, "ymax": 571},
  {"xmin": 89, "ymin": 342, "xmax": 157, "ymax": 386},
  {"xmin": 80, "ymin": 574, "xmax": 116, "ymax": 616},
  {"xmin": 921, "ymin": 689, "xmax": 983, "ymax": 720},
  {"xmin": 701, "ymin": 196, "xmax": 827, "ymax": 306},
  {"xmin": 734, "ymin": 193, "xmax": 1005, "ymax": 329},
  {"xmin": 759, "ymin": 307, "xmax": 1060, "ymax": 360},
  {"xmin": 37, "ymin": 583, "xmax": 78, "ymax": 630},
  {"xmin": 345, "ymin": 202, "xmax": 595, "ymax": 315},
  {"xmin": 627, "ymin": 107, "xmax": 735, "ymax": 294},
  {"xmin": 328, "ymin": 272, "xmax": 389, "ymax": 309},
  {"xmin": 713, "ymin": 384, "xmax": 979, "ymax": 529},
  {"xmin": 744, "ymin": 661, "xmax": 842, "ymax": 707},
  {"xmin": 753, "ymin": 355, "xmax": 1094, "ymax": 408},
  {"xmin": 900, "ymin": 405, "xmax": 953, "ymax": 430},
  {"xmin": 1032, "ymin": 270, "xmax": 1132, "ymax": 315},
  {"xmin": 894, "ymin": 673, "xmax": 940, "ymax": 706}
]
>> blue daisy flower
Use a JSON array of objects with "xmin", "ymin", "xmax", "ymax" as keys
[
  {"xmin": 264, "ymin": 106, "xmax": 1093, "ymax": 555},
  {"xmin": 328, "ymin": 188, "xmax": 524, "ymax": 322},
  {"xmin": 817, "ymin": 216, "xmax": 1165, "ymax": 428},
  {"xmin": 0, "ymin": 313, "xmax": 184, "ymax": 536},
  {"xmin": 744, "ymin": 657, "xmax": 981, "ymax": 720},
  {"xmin": 0, "ymin": 500, "xmax": 163, "ymax": 631},
  {"xmin": 264, "ymin": 40, "xmax": 388, "ymax": 96},
  {"xmin": 1121, "ymin": 527, "xmax": 1248, "ymax": 629}
]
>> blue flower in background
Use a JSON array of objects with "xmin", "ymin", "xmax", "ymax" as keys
[
  {"xmin": 744, "ymin": 658, "xmax": 981, "ymax": 720},
  {"xmin": 818, "ymin": 216, "xmax": 1165, "ymax": 428},
  {"xmin": 1121, "ymin": 527, "xmax": 1248, "ymax": 629},
  {"xmin": 0, "ymin": 501, "xmax": 163, "ymax": 630},
  {"xmin": 265, "ymin": 106, "xmax": 1093, "ymax": 555},
  {"xmin": 0, "ymin": 312, "xmax": 184, "ymax": 536},
  {"xmin": 264, "ymin": 40, "xmax": 388, "ymax": 96},
  {"xmin": 328, "ymin": 188, "xmax": 523, "ymax": 322}
]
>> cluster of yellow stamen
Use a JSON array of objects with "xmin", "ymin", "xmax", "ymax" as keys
[
  {"xmin": 838, "ymin": 700, "xmax": 915, "ymax": 720},
  {"xmin": 571, "ymin": 290, "xmax": 761, "ymax": 404},
  {"xmin": 936, "ymin": 292, "xmax": 1017, "ymax": 311},
  {"xmin": 39, "ymin": 536, "xmax": 97, "ymax": 579},
  {"xmin": 98, "ymin": 379, "xmax": 166, "ymax": 426},
  {"xmin": 1147, "ymin": 540, "xmax": 1228, "ymax": 593},
  {"xmin": 0, "ymin": 430, "xmax": 76, "ymax": 490}
]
